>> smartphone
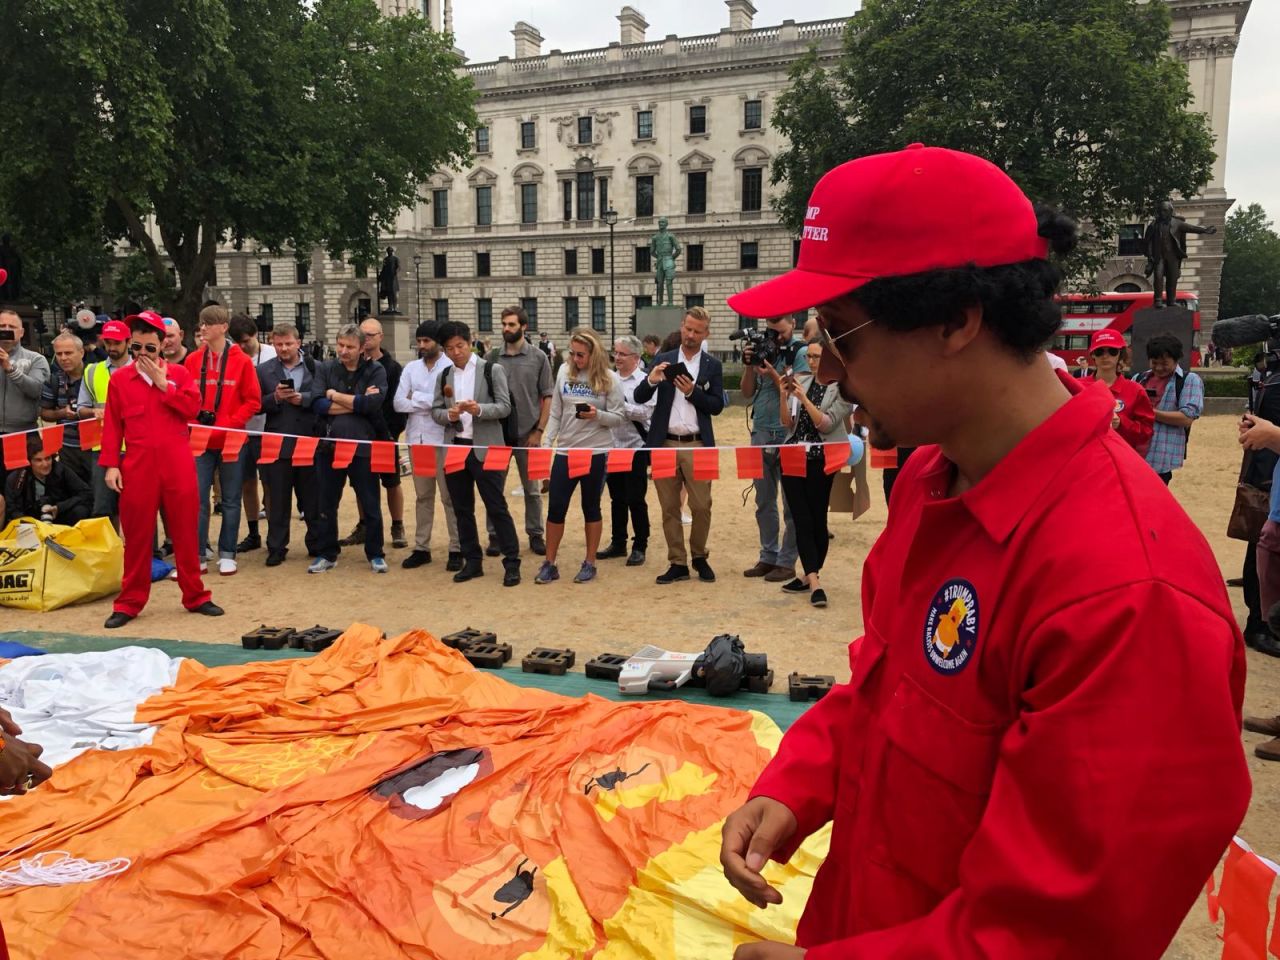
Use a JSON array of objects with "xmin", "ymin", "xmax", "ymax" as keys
[
  {"xmin": 0, "ymin": 329, "xmax": 15, "ymax": 343},
  {"xmin": 663, "ymin": 362, "xmax": 690, "ymax": 382},
  {"xmin": 279, "ymin": 378, "xmax": 293, "ymax": 388},
  {"xmin": 574, "ymin": 401, "xmax": 591, "ymax": 418}
]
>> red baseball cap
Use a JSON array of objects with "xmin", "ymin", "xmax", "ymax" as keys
[
  {"xmin": 1089, "ymin": 329, "xmax": 1126, "ymax": 353},
  {"xmin": 728, "ymin": 144, "xmax": 1048, "ymax": 319},
  {"xmin": 101, "ymin": 320, "xmax": 131, "ymax": 341},
  {"xmin": 124, "ymin": 310, "xmax": 166, "ymax": 335}
]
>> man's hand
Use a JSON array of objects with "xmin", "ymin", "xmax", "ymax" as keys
[
  {"xmin": 459, "ymin": 399, "xmax": 481, "ymax": 416},
  {"xmin": 105, "ymin": 466, "xmax": 123, "ymax": 492},
  {"xmin": 673, "ymin": 374, "xmax": 695, "ymax": 397},
  {"xmin": 0, "ymin": 706, "xmax": 22, "ymax": 737},
  {"xmin": 733, "ymin": 943, "xmax": 806, "ymax": 960},
  {"xmin": 0, "ymin": 732, "xmax": 53, "ymax": 796},
  {"xmin": 136, "ymin": 356, "xmax": 168, "ymax": 392},
  {"xmin": 0, "ymin": 346, "xmax": 11, "ymax": 373},
  {"xmin": 1240, "ymin": 414, "xmax": 1280, "ymax": 452},
  {"xmin": 648, "ymin": 362, "xmax": 669, "ymax": 386},
  {"xmin": 447, "ymin": 404, "xmax": 462, "ymax": 423},
  {"xmin": 742, "ymin": 344, "xmax": 755, "ymax": 365},
  {"xmin": 720, "ymin": 796, "xmax": 798, "ymax": 909}
]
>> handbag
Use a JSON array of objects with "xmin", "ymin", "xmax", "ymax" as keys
[{"xmin": 1228, "ymin": 451, "xmax": 1271, "ymax": 542}]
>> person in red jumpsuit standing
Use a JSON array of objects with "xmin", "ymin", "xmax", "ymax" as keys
[
  {"xmin": 1084, "ymin": 328, "xmax": 1155, "ymax": 456},
  {"xmin": 100, "ymin": 312, "xmax": 224, "ymax": 628},
  {"xmin": 718, "ymin": 146, "xmax": 1250, "ymax": 959}
]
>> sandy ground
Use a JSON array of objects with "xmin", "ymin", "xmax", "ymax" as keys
[{"xmin": 15, "ymin": 409, "xmax": 1279, "ymax": 956}]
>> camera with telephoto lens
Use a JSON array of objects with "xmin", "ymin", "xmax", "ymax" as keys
[
  {"xmin": 196, "ymin": 410, "xmax": 217, "ymax": 426},
  {"xmin": 728, "ymin": 327, "xmax": 800, "ymax": 369}
]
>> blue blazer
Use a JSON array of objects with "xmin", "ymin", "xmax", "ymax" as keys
[{"xmin": 632, "ymin": 349, "xmax": 724, "ymax": 447}]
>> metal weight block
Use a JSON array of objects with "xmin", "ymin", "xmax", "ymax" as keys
[
  {"xmin": 294, "ymin": 626, "xmax": 343, "ymax": 653},
  {"xmin": 463, "ymin": 641, "xmax": 513, "ymax": 669},
  {"xmin": 441, "ymin": 627, "xmax": 497, "ymax": 651},
  {"xmin": 242, "ymin": 625, "xmax": 296, "ymax": 651},
  {"xmin": 787, "ymin": 673, "xmax": 835, "ymax": 702},
  {"xmin": 584, "ymin": 653, "xmax": 629, "ymax": 682},
  {"xmin": 521, "ymin": 647, "xmax": 576, "ymax": 676}
]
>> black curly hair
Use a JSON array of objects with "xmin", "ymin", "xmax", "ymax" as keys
[{"xmin": 844, "ymin": 206, "xmax": 1078, "ymax": 361}]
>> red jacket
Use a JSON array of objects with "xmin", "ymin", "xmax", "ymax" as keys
[
  {"xmin": 183, "ymin": 344, "xmax": 260, "ymax": 448},
  {"xmin": 100, "ymin": 362, "xmax": 202, "ymax": 469},
  {"xmin": 750, "ymin": 377, "xmax": 1249, "ymax": 958},
  {"xmin": 1095, "ymin": 373, "xmax": 1155, "ymax": 457}
]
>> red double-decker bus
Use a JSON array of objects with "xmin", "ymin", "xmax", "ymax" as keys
[{"xmin": 1051, "ymin": 290, "xmax": 1202, "ymax": 369}]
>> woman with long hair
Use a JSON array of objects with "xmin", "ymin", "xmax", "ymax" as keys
[
  {"xmin": 1085, "ymin": 329, "xmax": 1154, "ymax": 456},
  {"xmin": 536, "ymin": 328, "xmax": 625, "ymax": 584},
  {"xmin": 770, "ymin": 339, "xmax": 853, "ymax": 607}
]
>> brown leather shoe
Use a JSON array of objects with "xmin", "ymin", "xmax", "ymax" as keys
[
  {"xmin": 764, "ymin": 565, "xmax": 796, "ymax": 582},
  {"xmin": 743, "ymin": 561, "xmax": 773, "ymax": 578},
  {"xmin": 1256, "ymin": 737, "xmax": 1280, "ymax": 762},
  {"xmin": 1244, "ymin": 715, "xmax": 1280, "ymax": 737}
]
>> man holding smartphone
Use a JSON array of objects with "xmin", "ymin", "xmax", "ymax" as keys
[{"xmin": 0, "ymin": 308, "xmax": 51, "ymax": 491}]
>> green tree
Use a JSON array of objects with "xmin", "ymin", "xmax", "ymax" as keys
[
  {"xmin": 772, "ymin": 0, "xmax": 1217, "ymax": 279},
  {"xmin": 1220, "ymin": 203, "xmax": 1280, "ymax": 322},
  {"xmin": 0, "ymin": 0, "xmax": 476, "ymax": 329}
]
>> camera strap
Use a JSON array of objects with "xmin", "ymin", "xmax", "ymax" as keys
[{"xmin": 199, "ymin": 346, "xmax": 230, "ymax": 414}]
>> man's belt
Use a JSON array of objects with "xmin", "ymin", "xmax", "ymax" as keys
[{"xmin": 668, "ymin": 433, "xmax": 700, "ymax": 443}]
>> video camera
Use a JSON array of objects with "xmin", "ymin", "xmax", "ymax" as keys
[{"xmin": 728, "ymin": 327, "xmax": 801, "ymax": 370}]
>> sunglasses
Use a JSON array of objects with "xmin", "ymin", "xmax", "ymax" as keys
[
  {"xmin": 816, "ymin": 317, "xmax": 875, "ymax": 366},
  {"xmin": 129, "ymin": 342, "xmax": 160, "ymax": 355},
  {"xmin": 1092, "ymin": 347, "xmax": 1120, "ymax": 357}
]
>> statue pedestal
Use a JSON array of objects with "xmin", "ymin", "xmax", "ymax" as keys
[
  {"xmin": 635, "ymin": 306, "xmax": 686, "ymax": 345},
  {"xmin": 378, "ymin": 312, "xmax": 417, "ymax": 365},
  {"xmin": 1129, "ymin": 306, "xmax": 1194, "ymax": 366}
]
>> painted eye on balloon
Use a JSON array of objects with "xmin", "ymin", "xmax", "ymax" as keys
[{"xmin": 373, "ymin": 747, "xmax": 493, "ymax": 820}]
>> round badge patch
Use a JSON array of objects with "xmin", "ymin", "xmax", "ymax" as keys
[{"xmin": 923, "ymin": 579, "xmax": 979, "ymax": 675}]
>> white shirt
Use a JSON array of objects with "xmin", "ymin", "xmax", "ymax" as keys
[
  {"xmin": 245, "ymin": 342, "xmax": 278, "ymax": 433},
  {"xmin": 1045, "ymin": 352, "xmax": 1068, "ymax": 372},
  {"xmin": 667, "ymin": 346, "xmax": 703, "ymax": 437},
  {"xmin": 393, "ymin": 353, "xmax": 450, "ymax": 445},
  {"xmin": 611, "ymin": 365, "xmax": 656, "ymax": 450},
  {"xmin": 450, "ymin": 354, "xmax": 479, "ymax": 440}
]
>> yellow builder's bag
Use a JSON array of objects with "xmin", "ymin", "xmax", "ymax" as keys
[{"xmin": 0, "ymin": 516, "xmax": 122, "ymax": 611}]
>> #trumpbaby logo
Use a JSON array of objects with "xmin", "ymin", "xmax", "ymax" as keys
[{"xmin": 923, "ymin": 579, "xmax": 979, "ymax": 675}]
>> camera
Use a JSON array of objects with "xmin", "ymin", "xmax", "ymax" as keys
[
  {"xmin": 196, "ymin": 410, "xmax": 217, "ymax": 426},
  {"xmin": 728, "ymin": 327, "xmax": 800, "ymax": 369}
]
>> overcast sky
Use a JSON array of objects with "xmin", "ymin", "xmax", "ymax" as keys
[{"xmin": 453, "ymin": 0, "xmax": 1280, "ymax": 225}]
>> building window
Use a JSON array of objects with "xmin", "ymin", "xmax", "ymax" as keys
[
  {"xmin": 520, "ymin": 120, "xmax": 536, "ymax": 150},
  {"xmin": 295, "ymin": 302, "xmax": 310, "ymax": 331},
  {"xmin": 259, "ymin": 264, "xmax": 272, "ymax": 286},
  {"xmin": 634, "ymin": 295, "xmax": 653, "ymax": 314},
  {"xmin": 475, "ymin": 126, "xmax": 490, "ymax": 153},
  {"xmin": 792, "ymin": 238, "xmax": 801, "ymax": 266},
  {"xmin": 636, "ymin": 110, "xmax": 653, "ymax": 140},
  {"xmin": 578, "ymin": 116, "xmax": 593, "ymax": 145},
  {"xmin": 521, "ymin": 297, "xmax": 539, "ymax": 331},
  {"xmin": 521, "ymin": 250, "xmax": 537, "ymax": 277},
  {"xmin": 591, "ymin": 247, "xmax": 605, "ymax": 274},
  {"xmin": 521, "ymin": 183, "xmax": 538, "ymax": 224},
  {"xmin": 684, "ymin": 294, "xmax": 704, "ymax": 310},
  {"xmin": 564, "ymin": 296, "xmax": 580, "ymax": 332},
  {"xmin": 564, "ymin": 249, "xmax": 578, "ymax": 275},
  {"xmin": 432, "ymin": 253, "xmax": 447, "ymax": 279},
  {"xmin": 744, "ymin": 99, "xmax": 762, "ymax": 130},
  {"xmin": 686, "ymin": 244, "xmax": 704, "ymax": 272},
  {"xmin": 742, "ymin": 167, "xmax": 763, "ymax": 212},
  {"xmin": 476, "ymin": 251, "xmax": 491, "ymax": 277},
  {"xmin": 260, "ymin": 303, "xmax": 274, "ymax": 325},
  {"xmin": 434, "ymin": 299, "xmax": 449, "ymax": 323},
  {"xmin": 598, "ymin": 178, "xmax": 610, "ymax": 218},
  {"xmin": 590, "ymin": 296, "xmax": 606, "ymax": 332},
  {"xmin": 689, "ymin": 105, "xmax": 707, "ymax": 135},
  {"xmin": 355, "ymin": 264, "xmax": 368, "ymax": 279},
  {"xmin": 635, "ymin": 246, "xmax": 651, "ymax": 273},
  {"xmin": 475, "ymin": 185, "xmax": 492, "ymax": 226},
  {"xmin": 357, "ymin": 296, "xmax": 372, "ymax": 317},
  {"xmin": 1118, "ymin": 224, "xmax": 1144, "ymax": 257},
  {"xmin": 687, "ymin": 171, "xmax": 707, "ymax": 215},
  {"xmin": 738, "ymin": 314, "xmax": 759, "ymax": 331},
  {"xmin": 576, "ymin": 172, "xmax": 595, "ymax": 222},
  {"xmin": 635, "ymin": 175, "xmax": 654, "ymax": 218},
  {"xmin": 295, "ymin": 262, "xmax": 309, "ymax": 286},
  {"xmin": 476, "ymin": 298, "xmax": 493, "ymax": 332},
  {"xmin": 432, "ymin": 189, "xmax": 449, "ymax": 227},
  {"xmin": 740, "ymin": 241, "xmax": 759, "ymax": 270},
  {"xmin": 562, "ymin": 181, "xmax": 573, "ymax": 222}
]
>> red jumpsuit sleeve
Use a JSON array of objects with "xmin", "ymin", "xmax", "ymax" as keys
[
  {"xmin": 224, "ymin": 352, "xmax": 261, "ymax": 429},
  {"xmin": 804, "ymin": 581, "xmax": 1250, "ymax": 960},
  {"xmin": 1115, "ymin": 383, "xmax": 1154, "ymax": 456},
  {"xmin": 162, "ymin": 366, "xmax": 202, "ymax": 421},
  {"xmin": 98, "ymin": 377, "xmax": 126, "ymax": 470}
]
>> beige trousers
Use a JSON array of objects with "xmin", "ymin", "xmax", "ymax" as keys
[
  {"xmin": 653, "ymin": 441, "xmax": 712, "ymax": 566},
  {"xmin": 412, "ymin": 459, "xmax": 460, "ymax": 553}
]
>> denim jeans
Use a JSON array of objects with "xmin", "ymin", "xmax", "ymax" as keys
[
  {"xmin": 195, "ymin": 448, "xmax": 245, "ymax": 560},
  {"xmin": 752, "ymin": 428, "xmax": 797, "ymax": 568}
]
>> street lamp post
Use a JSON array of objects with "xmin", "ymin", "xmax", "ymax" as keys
[
  {"xmin": 603, "ymin": 208, "xmax": 618, "ymax": 344},
  {"xmin": 413, "ymin": 253, "xmax": 422, "ymax": 320}
]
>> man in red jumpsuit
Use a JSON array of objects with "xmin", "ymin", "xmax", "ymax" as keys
[
  {"xmin": 719, "ymin": 146, "xmax": 1251, "ymax": 958},
  {"xmin": 100, "ymin": 312, "xmax": 224, "ymax": 628}
]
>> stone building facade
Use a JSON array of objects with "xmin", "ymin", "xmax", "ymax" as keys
[{"xmin": 205, "ymin": 0, "xmax": 1250, "ymax": 359}]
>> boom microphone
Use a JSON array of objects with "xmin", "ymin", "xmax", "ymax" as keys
[{"xmin": 1211, "ymin": 314, "xmax": 1280, "ymax": 348}]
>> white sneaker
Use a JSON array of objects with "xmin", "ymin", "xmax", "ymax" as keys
[
  {"xmin": 218, "ymin": 558, "xmax": 238, "ymax": 576},
  {"xmin": 681, "ymin": 512, "xmax": 693, "ymax": 525},
  {"xmin": 308, "ymin": 557, "xmax": 338, "ymax": 574},
  {"xmin": 167, "ymin": 562, "xmax": 207, "ymax": 581}
]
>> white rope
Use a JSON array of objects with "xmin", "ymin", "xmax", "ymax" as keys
[{"xmin": 0, "ymin": 850, "xmax": 130, "ymax": 888}]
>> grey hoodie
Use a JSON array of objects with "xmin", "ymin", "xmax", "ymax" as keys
[{"xmin": 0, "ymin": 343, "xmax": 50, "ymax": 434}]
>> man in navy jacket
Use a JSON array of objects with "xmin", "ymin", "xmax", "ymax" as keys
[{"xmin": 633, "ymin": 306, "xmax": 724, "ymax": 584}]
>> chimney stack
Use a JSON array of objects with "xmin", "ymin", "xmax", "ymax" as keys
[
  {"xmin": 618, "ymin": 6, "xmax": 649, "ymax": 45},
  {"xmin": 725, "ymin": 0, "xmax": 756, "ymax": 32},
  {"xmin": 511, "ymin": 21, "xmax": 544, "ymax": 59}
]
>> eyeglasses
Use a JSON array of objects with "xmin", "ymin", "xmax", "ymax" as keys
[
  {"xmin": 816, "ymin": 317, "xmax": 875, "ymax": 366},
  {"xmin": 1092, "ymin": 347, "xmax": 1120, "ymax": 358},
  {"xmin": 612, "ymin": 351, "xmax": 636, "ymax": 359},
  {"xmin": 129, "ymin": 343, "xmax": 160, "ymax": 355}
]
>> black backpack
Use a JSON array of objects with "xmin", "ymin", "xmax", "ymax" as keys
[{"xmin": 444, "ymin": 359, "xmax": 519, "ymax": 446}]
